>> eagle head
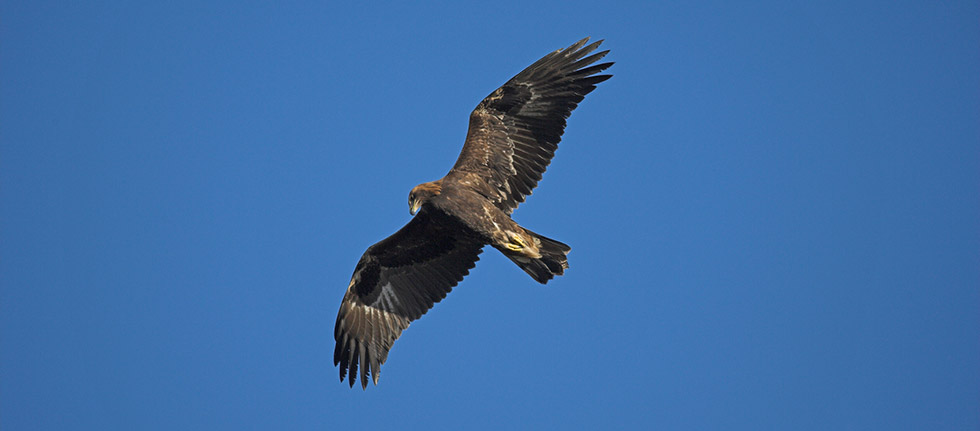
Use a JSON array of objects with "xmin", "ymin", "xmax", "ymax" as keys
[{"xmin": 408, "ymin": 180, "xmax": 443, "ymax": 215}]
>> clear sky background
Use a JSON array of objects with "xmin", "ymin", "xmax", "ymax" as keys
[{"xmin": 2, "ymin": 1, "xmax": 977, "ymax": 430}]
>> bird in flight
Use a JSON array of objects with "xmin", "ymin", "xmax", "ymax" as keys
[{"xmin": 334, "ymin": 37, "xmax": 613, "ymax": 389}]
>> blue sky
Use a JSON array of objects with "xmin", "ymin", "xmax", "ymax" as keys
[{"xmin": 2, "ymin": 1, "xmax": 977, "ymax": 429}]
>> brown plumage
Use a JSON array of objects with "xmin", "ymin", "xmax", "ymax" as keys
[{"xmin": 334, "ymin": 37, "xmax": 613, "ymax": 389}]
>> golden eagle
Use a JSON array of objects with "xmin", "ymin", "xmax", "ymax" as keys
[{"xmin": 334, "ymin": 37, "xmax": 613, "ymax": 388}]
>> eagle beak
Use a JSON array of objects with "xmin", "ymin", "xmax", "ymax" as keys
[{"xmin": 410, "ymin": 199, "xmax": 421, "ymax": 216}]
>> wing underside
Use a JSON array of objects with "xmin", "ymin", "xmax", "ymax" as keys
[
  {"xmin": 334, "ymin": 209, "xmax": 484, "ymax": 388},
  {"xmin": 450, "ymin": 37, "xmax": 614, "ymax": 213}
]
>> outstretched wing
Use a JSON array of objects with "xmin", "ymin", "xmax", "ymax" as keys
[
  {"xmin": 334, "ymin": 209, "xmax": 485, "ymax": 389},
  {"xmin": 449, "ymin": 37, "xmax": 613, "ymax": 214}
]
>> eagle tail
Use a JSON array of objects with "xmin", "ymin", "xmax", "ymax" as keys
[{"xmin": 504, "ymin": 230, "xmax": 570, "ymax": 284}]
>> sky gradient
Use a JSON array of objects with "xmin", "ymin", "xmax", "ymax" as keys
[{"xmin": 2, "ymin": 1, "xmax": 978, "ymax": 429}]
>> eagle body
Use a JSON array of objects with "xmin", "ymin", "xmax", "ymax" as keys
[
  {"xmin": 334, "ymin": 38, "xmax": 612, "ymax": 388},
  {"xmin": 416, "ymin": 179, "xmax": 570, "ymax": 282}
]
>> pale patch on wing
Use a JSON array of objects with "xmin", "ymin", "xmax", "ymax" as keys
[
  {"xmin": 483, "ymin": 205, "xmax": 501, "ymax": 231},
  {"xmin": 335, "ymin": 290, "xmax": 412, "ymax": 388},
  {"xmin": 370, "ymin": 281, "xmax": 401, "ymax": 310}
]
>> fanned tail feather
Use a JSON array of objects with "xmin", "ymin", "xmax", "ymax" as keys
[{"xmin": 504, "ymin": 230, "xmax": 570, "ymax": 284}]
